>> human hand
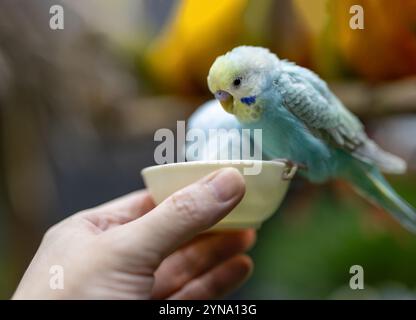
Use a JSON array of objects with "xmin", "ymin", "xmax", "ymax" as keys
[{"xmin": 13, "ymin": 168, "xmax": 255, "ymax": 299}]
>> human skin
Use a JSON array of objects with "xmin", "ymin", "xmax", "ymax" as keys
[{"xmin": 12, "ymin": 168, "xmax": 256, "ymax": 299}]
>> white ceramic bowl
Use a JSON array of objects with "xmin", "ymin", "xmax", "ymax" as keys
[{"xmin": 141, "ymin": 160, "xmax": 295, "ymax": 230}]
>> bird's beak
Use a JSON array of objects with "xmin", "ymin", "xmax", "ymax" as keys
[{"xmin": 214, "ymin": 90, "xmax": 233, "ymax": 113}]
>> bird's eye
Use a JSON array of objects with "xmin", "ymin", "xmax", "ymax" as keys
[{"xmin": 233, "ymin": 77, "xmax": 241, "ymax": 88}]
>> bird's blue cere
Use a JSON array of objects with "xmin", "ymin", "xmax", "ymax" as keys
[{"xmin": 241, "ymin": 96, "xmax": 256, "ymax": 105}]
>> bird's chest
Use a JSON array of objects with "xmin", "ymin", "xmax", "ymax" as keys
[
  {"xmin": 246, "ymin": 107, "xmax": 311, "ymax": 158},
  {"xmin": 233, "ymin": 100, "xmax": 263, "ymax": 123},
  {"xmin": 263, "ymin": 116, "xmax": 309, "ymax": 159},
  {"xmin": 240, "ymin": 93, "xmax": 335, "ymax": 182}
]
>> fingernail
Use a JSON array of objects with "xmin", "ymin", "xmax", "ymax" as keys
[{"xmin": 206, "ymin": 168, "xmax": 245, "ymax": 202}]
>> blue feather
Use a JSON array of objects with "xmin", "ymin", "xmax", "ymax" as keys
[{"xmin": 240, "ymin": 96, "xmax": 256, "ymax": 105}]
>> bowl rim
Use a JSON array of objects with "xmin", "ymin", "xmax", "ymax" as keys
[{"xmin": 141, "ymin": 160, "xmax": 287, "ymax": 175}]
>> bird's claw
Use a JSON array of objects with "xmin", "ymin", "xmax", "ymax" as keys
[{"xmin": 271, "ymin": 158, "xmax": 307, "ymax": 180}]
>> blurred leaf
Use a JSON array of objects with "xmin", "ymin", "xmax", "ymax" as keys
[
  {"xmin": 145, "ymin": 0, "xmax": 248, "ymax": 93},
  {"xmin": 329, "ymin": 0, "xmax": 416, "ymax": 81},
  {"xmin": 292, "ymin": 0, "xmax": 328, "ymax": 36}
]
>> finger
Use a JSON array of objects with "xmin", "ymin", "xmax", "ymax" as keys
[
  {"xmin": 115, "ymin": 168, "xmax": 246, "ymax": 267},
  {"xmin": 168, "ymin": 255, "xmax": 253, "ymax": 300},
  {"xmin": 152, "ymin": 229, "xmax": 256, "ymax": 299},
  {"xmin": 82, "ymin": 191, "xmax": 156, "ymax": 228}
]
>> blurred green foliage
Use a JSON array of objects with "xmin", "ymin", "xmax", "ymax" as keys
[{"xmin": 244, "ymin": 176, "xmax": 416, "ymax": 299}]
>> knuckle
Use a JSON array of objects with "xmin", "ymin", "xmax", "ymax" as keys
[
  {"xmin": 169, "ymin": 189, "xmax": 207, "ymax": 226},
  {"xmin": 175, "ymin": 249, "xmax": 198, "ymax": 281},
  {"xmin": 42, "ymin": 223, "xmax": 60, "ymax": 241}
]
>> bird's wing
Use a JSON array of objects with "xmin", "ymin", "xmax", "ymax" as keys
[
  {"xmin": 277, "ymin": 62, "xmax": 406, "ymax": 173},
  {"xmin": 278, "ymin": 62, "xmax": 365, "ymax": 150}
]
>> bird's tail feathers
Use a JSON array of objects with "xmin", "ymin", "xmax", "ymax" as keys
[
  {"xmin": 353, "ymin": 140, "xmax": 407, "ymax": 174},
  {"xmin": 345, "ymin": 163, "xmax": 416, "ymax": 233}
]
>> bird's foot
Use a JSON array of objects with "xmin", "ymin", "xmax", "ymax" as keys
[{"xmin": 271, "ymin": 158, "xmax": 307, "ymax": 180}]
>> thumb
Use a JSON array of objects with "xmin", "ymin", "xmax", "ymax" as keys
[{"xmin": 115, "ymin": 167, "xmax": 245, "ymax": 267}]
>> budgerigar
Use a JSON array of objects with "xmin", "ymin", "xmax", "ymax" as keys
[{"xmin": 205, "ymin": 45, "xmax": 416, "ymax": 232}]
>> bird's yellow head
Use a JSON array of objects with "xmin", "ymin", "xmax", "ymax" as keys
[{"xmin": 207, "ymin": 46, "xmax": 279, "ymax": 122}]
